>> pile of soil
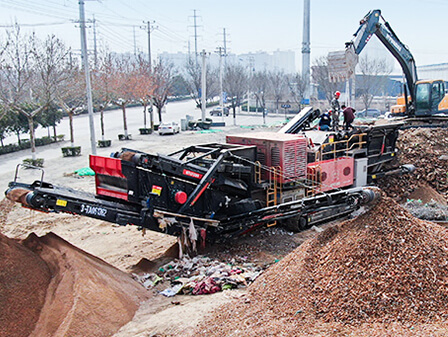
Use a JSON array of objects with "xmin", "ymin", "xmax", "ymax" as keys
[
  {"xmin": 378, "ymin": 127, "xmax": 448, "ymax": 202},
  {"xmin": 408, "ymin": 183, "xmax": 448, "ymax": 206},
  {"xmin": 0, "ymin": 231, "xmax": 150, "ymax": 337},
  {"xmin": 194, "ymin": 196, "xmax": 448, "ymax": 336},
  {"xmin": 0, "ymin": 233, "xmax": 51, "ymax": 337}
]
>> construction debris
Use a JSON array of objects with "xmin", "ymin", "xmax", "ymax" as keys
[
  {"xmin": 379, "ymin": 128, "xmax": 448, "ymax": 201},
  {"xmin": 134, "ymin": 256, "xmax": 263, "ymax": 296},
  {"xmin": 194, "ymin": 195, "xmax": 448, "ymax": 336}
]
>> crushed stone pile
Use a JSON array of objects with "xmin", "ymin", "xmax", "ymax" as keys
[
  {"xmin": 0, "ymin": 231, "xmax": 150, "ymax": 337},
  {"xmin": 378, "ymin": 127, "xmax": 448, "ymax": 201},
  {"xmin": 194, "ymin": 196, "xmax": 448, "ymax": 336}
]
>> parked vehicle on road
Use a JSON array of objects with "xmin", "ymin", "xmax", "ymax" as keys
[
  {"xmin": 210, "ymin": 107, "xmax": 229, "ymax": 116},
  {"xmin": 159, "ymin": 122, "xmax": 180, "ymax": 135},
  {"xmin": 357, "ymin": 109, "xmax": 381, "ymax": 119}
]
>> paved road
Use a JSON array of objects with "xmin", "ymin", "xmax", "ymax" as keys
[{"xmin": 0, "ymin": 99, "xmax": 290, "ymax": 193}]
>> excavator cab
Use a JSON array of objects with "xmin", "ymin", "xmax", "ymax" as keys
[{"xmin": 414, "ymin": 80, "xmax": 448, "ymax": 116}]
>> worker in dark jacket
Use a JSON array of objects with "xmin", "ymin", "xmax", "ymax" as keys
[
  {"xmin": 319, "ymin": 110, "xmax": 332, "ymax": 131},
  {"xmin": 341, "ymin": 104, "xmax": 356, "ymax": 130}
]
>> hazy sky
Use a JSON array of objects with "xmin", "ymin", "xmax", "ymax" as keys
[{"xmin": 0, "ymin": 0, "xmax": 446, "ymax": 71}]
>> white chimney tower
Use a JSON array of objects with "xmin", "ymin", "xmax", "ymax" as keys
[{"xmin": 302, "ymin": 0, "xmax": 311, "ymax": 101}]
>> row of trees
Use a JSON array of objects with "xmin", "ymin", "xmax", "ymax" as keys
[
  {"xmin": 187, "ymin": 55, "xmax": 391, "ymax": 120},
  {"xmin": 0, "ymin": 25, "xmax": 174, "ymax": 159},
  {"xmin": 0, "ymin": 24, "xmax": 392, "ymax": 159},
  {"xmin": 186, "ymin": 59, "xmax": 309, "ymax": 119}
]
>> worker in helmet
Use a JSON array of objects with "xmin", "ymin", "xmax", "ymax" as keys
[
  {"xmin": 319, "ymin": 109, "xmax": 332, "ymax": 131},
  {"xmin": 331, "ymin": 91, "xmax": 341, "ymax": 130}
]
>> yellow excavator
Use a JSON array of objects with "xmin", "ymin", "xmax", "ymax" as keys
[{"xmin": 343, "ymin": 9, "xmax": 448, "ymax": 122}]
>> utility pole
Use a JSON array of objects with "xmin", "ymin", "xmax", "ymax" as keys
[
  {"xmin": 189, "ymin": 10, "xmax": 201, "ymax": 65},
  {"xmin": 200, "ymin": 50, "xmax": 207, "ymax": 121},
  {"xmin": 215, "ymin": 47, "xmax": 225, "ymax": 121},
  {"xmin": 223, "ymin": 28, "xmax": 227, "ymax": 54},
  {"xmin": 246, "ymin": 56, "xmax": 255, "ymax": 122},
  {"xmin": 92, "ymin": 15, "xmax": 98, "ymax": 69},
  {"xmin": 302, "ymin": 0, "xmax": 311, "ymax": 102},
  {"xmin": 141, "ymin": 21, "xmax": 157, "ymax": 70},
  {"xmin": 222, "ymin": 28, "xmax": 229, "ymax": 67},
  {"xmin": 78, "ymin": 0, "xmax": 96, "ymax": 155},
  {"xmin": 133, "ymin": 26, "xmax": 137, "ymax": 56}
]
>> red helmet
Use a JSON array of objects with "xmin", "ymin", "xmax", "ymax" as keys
[{"xmin": 334, "ymin": 91, "xmax": 341, "ymax": 98}]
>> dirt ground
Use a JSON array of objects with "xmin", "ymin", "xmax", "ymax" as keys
[
  {"xmin": 2, "ymin": 123, "xmax": 448, "ymax": 336},
  {"xmin": 1, "ymin": 124, "xmax": 317, "ymax": 336}
]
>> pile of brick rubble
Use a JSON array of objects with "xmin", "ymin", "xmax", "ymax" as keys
[
  {"xmin": 194, "ymin": 196, "xmax": 448, "ymax": 336},
  {"xmin": 379, "ymin": 127, "xmax": 448, "ymax": 201}
]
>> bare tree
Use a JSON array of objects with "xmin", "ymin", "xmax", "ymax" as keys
[
  {"xmin": 268, "ymin": 70, "xmax": 288, "ymax": 114},
  {"xmin": 185, "ymin": 57, "xmax": 201, "ymax": 106},
  {"xmin": 288, "ymin": 72, "xmax": 307, "ymax": 110},
  {"xmin": 312, "ymin": 56, "xmax": 341, "ymax": 105},
  {"xmin": 251, "ymin": 70, "xmax": 270, "ymax": 124},
  {"xmin": 358, "ymin": 56, "xmax": 393, "ymax": 110},
  {"xmin": 58, "ymin": 61, "xmax": 85, "ymax": 147},
  {"xmin": 223, "ymin": 63, "xmax": 248, "ymax": 123},
  {"xmin": 133, "ymin": 55, "xmax": 154, "ymax": 130},
  {"xmin": 92, "ymin": 51, "xmax": 118, "ymax": 140},
  {"xmin": 0, "ymin": 25, "xmax": 34, "ymax": 117},
  {"xmin": 185, "ymin": 56, "xmax": 219, "ymax": 109},
  {"xmin": 0, "ymin": 26, "xmax": 69, "ymax": 161},
  {"xmin": 151, "ymin": 59, "xmax": 174, "ymax": 123},
  {"xmin": 32, "ymin": 35, "xmax": 71, "ymax": 141},
  {"xmin": 112, "ymin": 55, "xmax": 138, "ymax": 139}
]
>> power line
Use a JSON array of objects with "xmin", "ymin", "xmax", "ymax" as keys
[
  {"xmin": 189, "ymin": 9, "xmax": 201, "ymax": 64},
  {"xmin": 0, "ymin": 21, "xmax": 69, "ymax": 27},
  {"xmin": 98, "ymin": 24, "xmax": 134, "ymax": 50},
  {"xmin": 141, "ymin": 20, "xmax": 157, "ymax": 69},
  {"xmin": 0, "ymin": 0, "xmax": 76, "ymax": 20}
]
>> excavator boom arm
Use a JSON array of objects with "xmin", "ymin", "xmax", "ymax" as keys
[{"xmin": 348, "ymin": 9, "xmax": 418, "ymax": 104}]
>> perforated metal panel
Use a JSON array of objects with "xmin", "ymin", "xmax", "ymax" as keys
[{"xmin": 226, "ymin": 132, "xmax": 307, "ymax": 183}]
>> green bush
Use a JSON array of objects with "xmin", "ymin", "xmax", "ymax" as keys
[
  {"xmin": 61, "ymin": 146, "xmax": 81, "ymax": 157},
  {"xmin": 0, "ymin": 134, "xmax": 65, "ymax": 156},
  {"xmin": 23, "ymin": 158, "xmax": 44, "ymax": 167},
  {"xmin": 35, "ymin": 136, "xmax": 53, "ymax": 146}
]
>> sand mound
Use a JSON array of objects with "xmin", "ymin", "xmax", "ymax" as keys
[
  {"xmin": 195, "ymin": 197, "xmax": 448, "ymax": 336},
  {"xmin": 0, "ymin": 233, "xmax": 51, "ymax": 337},
  {"xmin": 1, "ymin": 231, "xmax": 150, "ymax": 337}
]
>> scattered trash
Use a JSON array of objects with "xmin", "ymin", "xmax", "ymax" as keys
[
  {"xmin": 311, "ymin": 225, "xmax": 324, "ymax": 232},
  {"xmin": 160, "ymin": 283, "xmax": 183, "ymax": 297},
  {"xmin": 404, "ymin": 199, "xmax": 448, "ymax": 221},
  {"xmin": 74, "ymin": 167, "xmax": 95, "ymax": 176},
  {"xmin": 134, "ymin": 256, "xmax": 263, "ymax": 296}
]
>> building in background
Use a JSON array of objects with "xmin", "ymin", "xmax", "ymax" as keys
[
  {"xmin": 418, "ymin": 63, "xmax": 448, "ymax": 82},
  {"xmin": 159, "ymin": 50, "xmax": 296, "ymax": 74}
]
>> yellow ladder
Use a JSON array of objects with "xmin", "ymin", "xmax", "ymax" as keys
[
  {"xmin": 306, "ymin": 165, "xmax": 321, "ymax": 197},
  {"xmin": 254, "ymin": 161, "xmax": 262, "ymax": 184},
  {"xmin": 266, "ymin": 167, "xmax": 282, "ymax": 227}
]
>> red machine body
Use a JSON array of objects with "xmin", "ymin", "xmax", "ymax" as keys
[
  {"xmin": 226, "ymin": 132, "xmax": 308, "ymax": 183},
  {"xmin": 90, "ymin": 155, "xmax": 128, "ymax": 201},
  {"xmin": 307, "ymin": 157, "xmax": 354, "ymax": 192}
]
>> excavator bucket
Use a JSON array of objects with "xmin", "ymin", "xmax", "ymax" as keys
[{"xmin": 328, "ymin": 45, "xmax": 358, "ymax": 83}]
